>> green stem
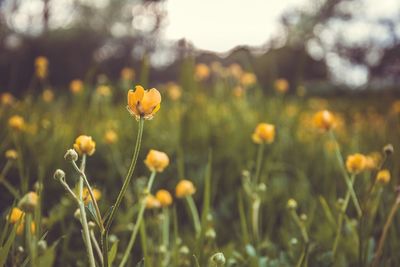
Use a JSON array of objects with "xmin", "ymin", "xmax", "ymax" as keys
[
  {"xmin": 119, "ymin": 171, "xmax": 157, "ymax": 267},
  {"xmin": 26, "ymin": 213, "xmax": 37, "ymax": 267},
  {"xmin": 290, "ymin": 210, "xmax": 309, "ymax": 267},
  {"xmin": 332, "ymin": 174, "xmax": 355, "ymax": 257},
  {"xmin": 254, "ymin": 143, "xmax": 265, "ymax": 184},
  {"xmin": 329, "ymin": 131, "xmax": 362, "ymax": 217},
  {"xmin": 252, "ymin": 198, "xmax": 261, "ymax": 245},
  {"xmin": 162, "ymin": 207, "xmax": 170, "ymax": 267},
  {"xmin": 102, "ymin": 117, "xmax": 144, "ymax": 267},
  {"xmin": 186, "ymin": 195, "xmax": 201, "ymax": 237}
]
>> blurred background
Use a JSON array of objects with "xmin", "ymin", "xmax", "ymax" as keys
[{"xmin": 1, "ymin": 0, "xmax": 399, "ymax": 94}]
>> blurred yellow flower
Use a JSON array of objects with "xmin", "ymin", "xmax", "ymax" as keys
[
  {"xmin": 104, "ymin": 130, "xmax": 118, "ymax": 145},
  {"xmin": 167, "ymin": 82, "xmax": 182, "ymax": 101},
  {"xmin": 5, "ymin": 149, "xmax": 18, "ymax": 160},
  {"xmin": 146, "ymin": 194, "xmax": 161, "ymax": 209},
  {"xmin": 274, "ymin": 79, "xmax": 289, "ymax": 94},
  {"xmin": 194, "ymin": 63, "xmax": 210, "ymax": 81},
  {"xmin": 252, "ymin": 123, "xmax": 275, "ymax": 144},
  {"xmin": 121, "ymin": 67, "xmax": 135, "ymax": 81},
  {"xmin": 287, "ymin": 198, "xmax": 298, "ymax": 209},
  {"xmin": 156, "ymin": 189, "xmax": 173, "ymax": 207},
  {"xmin": 233, "ymin": 86, "xmax": 244, "ymax": 98},
  {"xmin": 70, "ymin": 79, "xmax": 84, "ymax": 94},
  {"xmin": 1, "ymin": 93, "xmax": 15, "ymax": 106},
  {"xmin": 17, "ymin": 222, "xmax": 36, "ymax": 236},
  {"xmin": 8, "ymin": 115, "xmax": 25, "ymax": 131},
  {"xmin": 240, "ymin": 72, "xmax": 257, "ymax": 87},
  {"xmin": 35, "ymin": 56, "xmax": 48, "ymax": 79},
  {"xmin": 42, "ymin": 89, "xmax": 54, "ymax": 103},
  {"xmin": 376, "ymin": 169, "xmax": 390, "ymax": 184},
  {"xmin": 313, "ymin": 110, "xmax": 335, "ymax": 131},
  {"xmin": 144, "ymin": 149, "xmax": 169, "ymax": 172},
  {"xmin": 175, "ymin": 180, "xmax": 196, "ymax": 198},
  {"xmin": 127, "ymin": 85, "xmax": 161, "ymax": 120},
  {"xmin": 83, "ymin": 188, "xmax": 102, "ymax": 205},
  {"xmin": 391, "ymin": 100, "xmax": 400, "ymax": 114},
  {"xmin": 346, "ymin": 153, "xmax": 366, "ymax": 174},
  {"xmin": 228, "ymin": 63, "xmax": 243, "ymax": 80},
  {"xmin": 73, "ymin": 135, "xmax": 96, "ymax": 156},
  {"xmin": 365, "ymin": 153, "xmax": 381, "ymax": 171},
  {"xmin": 18, "ymin": 192, "xmax": 38, "ymax": 213},
  {"xmin": 96, "ymin": 85, "xmax": 112, "ymax": 97},
  {"xmin": 7, "ymin": 207, "xmax": 24, "ymax": 223}
]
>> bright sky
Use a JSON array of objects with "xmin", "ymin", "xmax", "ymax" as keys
[{"xmin": 164, "ymin": 0, "xmax": 307, "ymax": 53}]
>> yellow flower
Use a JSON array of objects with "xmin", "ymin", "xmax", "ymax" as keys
[
  {"xmin": 313, "ymin": 110, "xmax": 335, "ymax": 131},
  {"xmin": 145, "ymin": 194, "xmax": 161, "ymax": 209},
  {"xmin": 156, "ymin": 189, "xmax": 173, "ymax": 207},
  {"xmin": 175, "ymin": 180, "xmax": 196, "ymax": 198},
  {"xmin": 70, "ymin": 79, "xmax": 84, "ymax": 94},
  {"xmin": 194, "ymin": 63, "xmax": 210, "ymax": 81},
  {"xmin": 127, "ymin": 85, "xmax": 161, "ymax": 120},
  {"xmin": 73, "ymin": 135, "xmax": 96, "ymax": 156},
  {"xmin": 18, "ymin": 192, "xmax": 38, "ymax": 213},
  {"xmin": 240, "ymin": 72, "xmax": 257, "ymax": 87},
  {"xmin": 287, "ymin": 198, "xmax": 298, "ymax": 209},
  {"xmin": 144, "ymin": 150, "xmax": 169, "ymax": 172},
  {"xmin": 7, "ymin": 208, "xmax": 24, "ymax": 223},
  {"xmin": 346, "ymin": 153, "xmax": 367, "ymax": 174},
  {"xmin": 167, "ymin": 82, "xmax": 182, "ymax": 101},
  {"xmin": 121, "ymin": 67, "xmax": 135, "ymax": 81},
  {"xmin": 104, "ymin": 130, "xmax": 118, "ymax": 145},
  {"xmin": 274, "ymin": 79, "xmax": 289, "ymax": 94},
  {"xmin": 376, "ymin": 169, "xmax": 390, "ymax": 184},
  {"xmin": 83, "ymin": 188, "xmax": 102, "ymax": 205},
  {"xmin": 17, "ymin": 222, "xmax": 36, "ymax": 236},
  {"xmin": 8, "ymin": 115, "xmax": 25, "ymax": 131},
  {"xmin": 364, "ymin": 153, "xmax": 381, "ymax": 171},
  {"xmin": 42, "ymin": 89, "xmax": 54, "ymax": 103},
  {"xmin": 252, "ymin": 123, "xmax": 275, "ymax": 144},
  {"xmin": 228, "ymin": 64, "xmax": 243, "ymax": 80},
  {"xmin": 1, "ymin": 93, "xmax": 15, "ymax": 106},
  {"xmin": 96, "ymin": 85, "xmax": 112, "ymax": 97},
  {"xmin": 35, "ymin": 56, "xmax": 48, "ymax": 79},
  {"xmin": 5, "ymin": 149, "xmax": 18, "ymax": 160}
]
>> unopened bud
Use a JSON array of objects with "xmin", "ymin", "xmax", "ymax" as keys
[
  {"xmin": 179, "ymin": 245, "xmax": 189, "ymax": 255},
  {"xmin": 64, "ymin": 149, "xmax": 78, "ymax": 161},
  {"xmin": 210, "ymin": 252, "xmax": 226, "ymax": 266},
  {"xmin": 383, "ymin": 144, "xmax": 394, "ymax": 156},
  {"xmin": 54, "ymin": 169, "xmax": 66, "ymax": 181},
  {"xmin": 88, "ymin": 221, "xmax": 96, "ymax": 230},
  {"xmin": 300, "ymin": 214, "xmax": 307, "ymax": 221},
  {"xmin": 74, "ymin": 209, "xmax": 81, "ymax": 220},
  {"xmin": 38, "ymin": 240, "xmax": 47, "ymax": 253},
  {"xmin": 18, "ymin": 192, "xmax": 38, "ymax": 213},
  {"xmin": 205, "ymin": 228, "xmax": 216, "ymax": 240},
  {"xmin": 287, "ymin": 198, "xmax": 297, "ymax": 209}
]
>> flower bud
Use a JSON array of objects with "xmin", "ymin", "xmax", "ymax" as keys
[
  {"xmin": 346, "ymin": 153, "xmax": 367, "ymax": 174},
  {"xmin": 175, "ymin": 180, "xmax": 196, "ymax": 198},
  {"xmin": 74, "ymin": 209, "xmax": 81, "ymax": 220},
  {"xmin": 287, "ymin": 198, "xmax": 297, "ymax": 209},
  {"xmin": 88, "ymin": 221, "xmax": 96, "ymax": 230},
  {"xmin": 156, "ymin": 189, "xmax": 173, "ymax": 207},
  {"xmin": 205, "ymin": 228, "xmax": 216, "ymax": 240},
  {"xmin": 64, "ymin": 149, "xmax": 78, "ymax": 161},
  {"xmin": 53, "ymin": 169, "xmax": 66, "ymax": 181},
  {"xmin": 376, "ymin": 169, "xmax": 391, "ymax": 184},
  {"xmin": 383, "ymin": 144, "xmax": 394, "ymax": 156},
  {"xmin": 252, "ymin": 123, "xmax": 275, "ymax": 144},
  {"xmin": 144, "ymin": 150, "xmax": 169, "ymax": 172},
  {"xmin": 73, "ymin": 135, "xmax": 96, "ymax": 156},
  {"xmin": 179, "ymin": 246, "xmax": 190, "ymax": 255},
  {"xmin": 18, "ymin": 192, "xmax": 38, "ymax": 213},
  {"xmin": 210, "ymin": 252, "xmax": 226, "ymax": 266},
  {"xmin": 5, "ymin": 149, "xmax": 18, "ymax": 160}
]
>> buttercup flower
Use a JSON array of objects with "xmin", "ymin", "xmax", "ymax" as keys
[
  {"xmin": 127, "ymin": 85, "xmax": 161, "ymax": 120},
  {"xmin": 7, "ymin": 207, "xmax": 24, "ymax": 223},
  {"xmin": 144, "ymin": 150, "xmax": 169, "ymax": 172},
  {"xmin": 156, "ymin": 190, "xmax": 173, "ymax": 207},
  {"xmin": 35, "ymin": 56, "xmax": 48, "ymax": 79},
  {"xmin": 104, "ymin": 130, "xmax": 118, "ymax": 145},
  {"xmin": 146, "ymin": 194, "xmax": 161, "ymax": 209},
  {"xmin": 194, "ymin": 63, "xmax": 210, "ymax": 81},
  {"xmin": 83, "ymin": 188, "xmax": 102, "ymax": 205},
  {"xmin": 365, "ymin": 153, "xmax": 381, "ymax": 171},
  {"xmin": 346, "ymin": 153, "xmax": 367, "ymax": 174},
  {"xmin": 18, "ymin": 192, "xmax": 38, "ymax": 213},
  {"xmin": 8, "ymin": 115, "xmax": 25, "ymax": 131},
  {"xmin": 5, "ymin": 149, "xmax": 18, "ymax": 160},
  {"xmin": 241, "ymin": 72, "xmax": 257, "ymax": 87},
  {"xmin": 73, "ymin": 135, "xmax": 96, "ymax": 156},
  {"xmin": 274, "ymin": 79, "xmax": 289, "ymax": 94},
  {"xmin": 313, "ymin": 110, "xmax": 335, "ymax": 131},
  {"xmin": 252, "ymin": 123, "xmax": 275, "ymax": 144},
  {"xmin": 42, "ymin": 89, "xmax": 54, "ymax": 103},
  {"xmin": 175, "ymin": 180, "xmax": 196, "ymax": 198},
  {"xmin": 1, "ymin": 93, "xmax": 15, "ymax": 106},
  {"xmin": 17, "ymin": 222, "xmax": 36, "ymax": 235},
  {"xmin": 121, "ymin": 67, "xmax": 135, "ymax": 81},
  {"xmin": 167, "ymin": 82, "xmax": 182, "ymax": 101},
  {"xmin": 70, "ymin": 79, "xmax": 84, "ymax": 94},
  {"xmin": 376, "ymin": 169, "xmax": 390, "ymax": 184}
]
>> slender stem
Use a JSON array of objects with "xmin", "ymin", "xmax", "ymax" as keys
[
  {"xmin": 332, "ymin": 174, "xmax": 355, "ymax": 257},
  {"xmin": 91, "ymin": 229, "xmax": 104, "ymax": 266},
  {"xmin": 252, "ymin": 198, "xmax": 261, "ymax": 245},
  {"xmin": 371, "ymin": 195, "xmax": 400, "ymax": 267},
  {"xmin": 78, "ymin": 155, "xmax": 97, "ymax": 267},
  {"xmin": 186, "ymin": 195, "xmax": 201, "ymax": 237},
  {"xmin": 162, "ymin": 207, "xmax": 170, "ymax": 267},
  {"xmin": 254, "ymin": 143, "xmax": 265, "ymax": 184},
  {"xmin": 329, "ymin": 131, "xmax": 362, "ymax": 217},
  {"xmin": 26, "ymin": 213, "xmax": 37, "ymax": 267},
  {"xmin": 119, "ymin": 171, "xmax": 157, "ymax": 267},
  {"xmin": 72, "ymin": 160, "xmax": 103, "ymax": 231},
  {"xmin": 103, "ymin": 117, "xmax": 144, "ymax": 267}
]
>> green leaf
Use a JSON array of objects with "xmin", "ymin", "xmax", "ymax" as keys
[
  {"xmin": 108, "ymin": 240, "xmax": 119, "ymax": 266},
  {"xmin": 86, "ymin": 202, "xmax": 101, "ymax": 228},
  {"xmin": 0, "ymin": 224, "xmax": 17, "ymax": 267}
]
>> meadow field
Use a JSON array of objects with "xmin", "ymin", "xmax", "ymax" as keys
[{"xmin": 1, "ymin": 58, "xmax": 400, "ymax": 267}]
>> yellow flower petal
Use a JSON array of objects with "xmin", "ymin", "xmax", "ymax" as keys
[{"xmin": 141, "ymin": 88, "xmax": 161, "ymax": 114}]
